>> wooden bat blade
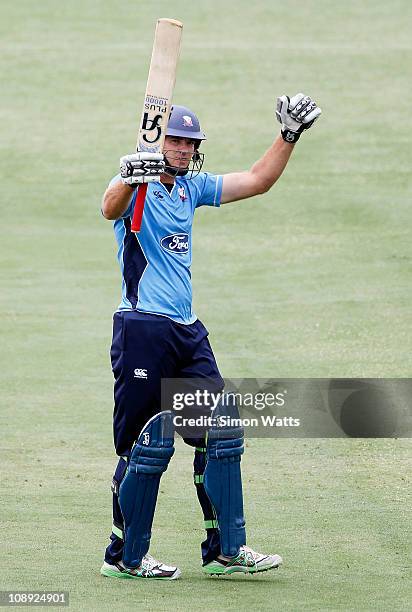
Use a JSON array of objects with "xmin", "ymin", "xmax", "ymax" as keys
[
  {"xmin": 137, "ymin": 18, "xmax": 183, "ymax": 154},
  {"xmin": 131, "ymin": 18, "xmax": 183, "ymax": 233}
]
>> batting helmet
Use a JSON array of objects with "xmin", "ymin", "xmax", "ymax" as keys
[{"xmin": 166, "ymin": 105, "xmax": 206, "ymax": 142}]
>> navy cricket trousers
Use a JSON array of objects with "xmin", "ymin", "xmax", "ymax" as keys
[{"xmin": 105, "ymin": 311, "xmax": 224, "ymax": 565}]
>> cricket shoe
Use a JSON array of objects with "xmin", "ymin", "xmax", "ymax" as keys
[
  {"xmin": 203, "ymin": 545, "xmax": 282, "ymax": 576},
  {"xmin": 100, "ymin": 554, "xmax": 181, "ymax": 580}
]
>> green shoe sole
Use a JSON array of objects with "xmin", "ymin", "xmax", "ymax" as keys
[
  {"xmin": 100, "ymin": 566, "xmax": 180, "ymax": 580},
  {"xmin": 203, "ymin": 563, "xmax": 281, "ymax": 576},
  {"xmin": 101, "ymin": 567, "xmax": 137, "ymax": 579}
]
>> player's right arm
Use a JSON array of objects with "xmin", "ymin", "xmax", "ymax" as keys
[
  {"xmin": 101, "ymin": 181, "xmax": 135, "ymax": 220},
  {"xmin": 101, "ymin": 152, "xmax": 165, "ymax": 220}
]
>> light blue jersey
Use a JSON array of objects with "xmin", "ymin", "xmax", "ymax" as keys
[{"xmin": 110, "ymin": 172, "xmax": 223, "ymax": 324}]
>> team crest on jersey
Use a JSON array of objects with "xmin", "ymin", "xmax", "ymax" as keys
[
  {"xmin": 182, "ymin": 115, "xmax": 193, "ymax": 127},
  {"xmin": 178, "ymin": 186, "xmax": 187, "ymax": 201},
  {"xmin": 160, "ymin": 233, "xmax": 189, "ymax": 254}
]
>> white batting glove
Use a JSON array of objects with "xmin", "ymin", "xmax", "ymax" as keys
[
  {"xmin": 120, "ymin": 152, "xmax": 165, "ymax": 187},
  {"xmin": 276, "ymin": 93, "xmax": 322, "ymax": 143}
]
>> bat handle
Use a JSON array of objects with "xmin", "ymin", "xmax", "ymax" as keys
[{"xmin": 131, "ymin": 183, "xmax": 148, "ymax": 233}]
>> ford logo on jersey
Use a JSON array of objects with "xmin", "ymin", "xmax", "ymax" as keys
[{"xmin": 160, "ymin": 233, "xmax": 190, "ymax": 254}]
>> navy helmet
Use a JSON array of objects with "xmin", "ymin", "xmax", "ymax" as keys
[
  {"xmin": 164, "ymin": 105, "xmax": 206, "ymax": 178},
  {"xmin": 166, "ymin": 105, "xmax": 206, "ymax": 144}
]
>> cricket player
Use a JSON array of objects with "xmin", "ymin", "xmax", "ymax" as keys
[{"xmin": 100, "ymin": 95, "xmax": 321, "ymax": 579}]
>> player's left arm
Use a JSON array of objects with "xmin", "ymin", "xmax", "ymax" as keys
[{"xmin": 221, "ymin": 93, "xmax": 321, "ymax": 204}]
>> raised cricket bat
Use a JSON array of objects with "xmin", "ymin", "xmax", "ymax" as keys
[{"xmin": 131, "ymin": 18, "xmax": 183, "ymax": 233}]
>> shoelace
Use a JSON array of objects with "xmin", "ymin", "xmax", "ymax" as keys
[
  {"xmin": 236, "ymin": 547, "xmax": 257, "ymax": 566},
  {"xmin": 141, "ymin": 554, "xmax": 160, "ymax": 571},
  {"xmin": 240, "ymin": 546, "xmax": 261, "ymax": 562}
]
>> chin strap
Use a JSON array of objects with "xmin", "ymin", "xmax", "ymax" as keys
[
  {"xmin": 163, "ymin": 152, "xmax": 205, "ymax": 180},
  {"xmin": 164, "ymin": 161, "xmax": 189, "ymax": 177}
]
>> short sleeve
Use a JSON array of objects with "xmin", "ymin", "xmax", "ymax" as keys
[
  {"xmin": 195, "ymin": 173, "xmax": 223, "ymax": 208},
  {"xmin": 107, "ymin": 173, "xmax": 136, "ymax": 219}
]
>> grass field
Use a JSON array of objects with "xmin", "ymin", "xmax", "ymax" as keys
[{"xmin": 1, "ymin": 1, "xmax": 411, "ymax": 610}]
